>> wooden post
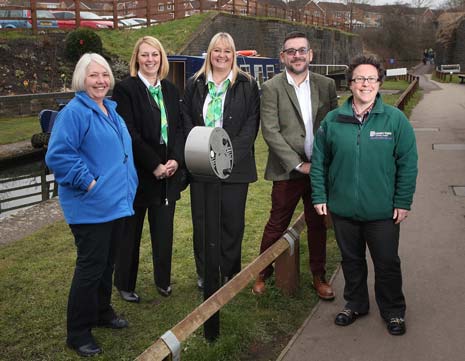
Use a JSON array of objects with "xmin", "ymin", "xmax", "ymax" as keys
[
  {"xmin": 146, "ymin": 0, "xmax": 151, "ymax": 27},
  {"xmin": 40, "ymin": 166, "xmax": 49, "ymax": 202},
  {"xmin": 31, "ymin": 0, "xmax": 37, "ymax": 34},
  {"xmin": 275, "ymin": 231, "xmax": 300, "ymax": 296},
  {"xmin": 112, "ymin": 0, "xmax": 118, "ymax": 29},
  {"xmin": 75, "ymin": 0, "xmax": 81, "ymax": 28},
  {"xmin": 135, "ymin": 214, "xmax": 306, "ymax": 361}
]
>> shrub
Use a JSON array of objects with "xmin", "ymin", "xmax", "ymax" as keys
[{"xmin": 64, "ymin": 28, "xmax": 103, "ymax": 62}]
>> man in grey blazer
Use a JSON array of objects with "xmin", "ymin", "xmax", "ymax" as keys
[{"xmin": 252, "ymin": 31, "xmax": 338, "ymax": 299}]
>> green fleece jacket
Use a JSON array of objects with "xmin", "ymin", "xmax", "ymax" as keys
[{"xmin": 311, "ymin": 94, "xmax": 418, "ymax": 221}]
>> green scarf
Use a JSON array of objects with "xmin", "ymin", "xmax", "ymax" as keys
[
  {"xmin": 149, "ymin": 85, "xmax": 168, "ymax": 144},
  {"xmin": 205, "ymin": 79, "xmax": 230, "ymax": 127}
]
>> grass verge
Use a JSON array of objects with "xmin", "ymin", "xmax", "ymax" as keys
[
  {"xmin": 98, "ymin": 12, "xmax": 213, "ymax": 61},
  {"xmin": 0, "ymin": 115, "xmax": 40, "ymax": 144},
  {"xmin": 0, "ymin": 133, "xmax": 339, "ymax": 361}
]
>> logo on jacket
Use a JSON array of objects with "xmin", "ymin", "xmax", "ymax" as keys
[{"xmin": 369, "ymin": 131, "xmax": 392, "ymax": 140}]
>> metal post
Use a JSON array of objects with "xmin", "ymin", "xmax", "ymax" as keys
[{"xmin": 202, "ymin": 178, "xmax": 222, "ymax": 341}]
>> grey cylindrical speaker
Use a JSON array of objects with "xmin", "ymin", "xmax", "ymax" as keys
[{"xmin": 184, "ymin": 126, "xmax": 234, "ymax": 179}]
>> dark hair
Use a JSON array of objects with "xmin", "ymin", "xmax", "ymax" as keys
[
  {"xmin": 282, "ymin": 31, "xmax": 310, "ymax": 50},
  {"xmin": 346, "ymin": 55, "xmax": 385, "ymax": 84}
]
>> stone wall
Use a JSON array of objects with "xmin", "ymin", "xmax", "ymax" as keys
[
  {"xmin": 179, "ymin": 13, "xmax": 362, "ymax": 65},
  {"xmin": 0, "ymin": 92, "xmax": 74, "ymax": 118},
  {"xmin": 455, "ymin": 19, "xmax": 465, "ymax": 71},
  {"xmin": 1, "ymin": 14, "xmax": 363, "ymax": 118},
  {"xmin": 434, "ymin": 15, "xmax": 465, "ymax": 72}
]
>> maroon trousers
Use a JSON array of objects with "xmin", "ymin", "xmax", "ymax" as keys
[{"xmin": 259, "ymin": 178, "xmax": 327, "ymax": 279}]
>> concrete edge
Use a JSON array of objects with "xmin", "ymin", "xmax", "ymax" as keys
[{"xmin": 276, "ymin": 264, "xmax": 342, "ymax": 361}]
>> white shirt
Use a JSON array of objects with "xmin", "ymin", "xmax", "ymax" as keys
[
  {"xmin": 285, "ymin": 70, "xmax": 313, "ymax": 161},
  {"xmin": 138, "ymin": 70, "xmax": 160, "ymax": 89},
  {"xmin": 202, "ymin": 70, "xmax": 233, "ymax": 128}
]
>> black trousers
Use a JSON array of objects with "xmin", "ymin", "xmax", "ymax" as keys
[
  {"xmin": 67, "ymin": 218, "xmax": 125, "ymax": 347},
  {"xmin": 114, "ymin": 203, "xmax": 175, "ymax": 292},
  {"xmin": 190, "ymin": 181, "xmax": 249, "ymax": 279},
  {"xmin": 331, "ymin": 213, "xmax": 406, "ymax": 320}
]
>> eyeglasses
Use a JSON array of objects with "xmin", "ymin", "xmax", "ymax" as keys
[
  {"xmin": 282, "ymin": 47, "xmax": 309, "ymax": 56},
  {"xmin": 351, "ymin": 76, "xmax": 379, "ymax": 84}
]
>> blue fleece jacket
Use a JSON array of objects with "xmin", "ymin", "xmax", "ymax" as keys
[{"xmin": 45, "ymin": 91, "xmax": 138, "ymax": 224}]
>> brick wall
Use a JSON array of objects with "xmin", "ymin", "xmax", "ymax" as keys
[{"xmin": 179, "ymin": 13, "xmax": 362, "ymax": 64}]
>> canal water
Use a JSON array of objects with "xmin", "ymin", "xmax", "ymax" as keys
[{"xmin": 0, "ymin": 158, "xmax": 55, "ymax": 219}]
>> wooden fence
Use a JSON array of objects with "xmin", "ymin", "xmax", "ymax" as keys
[
  {"xmin": 135, "ymin": 213, "xmax": 306, "ymax": 361},
  {"xmin": 0, "ymin": 0, "xmax": 350, "ymax": 33},
  {"xmin": 393, "ymin": 74, "xmax": 419, "ymax": 111}
]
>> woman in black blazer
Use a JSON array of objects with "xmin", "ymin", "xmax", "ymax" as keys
[
  {"xmin": 112, "ymin": 36, "xmax": 184, "ymax": 301},
  {"xmin": 181, "ymin": 32, "xmax": 260, "ymax": 288}
]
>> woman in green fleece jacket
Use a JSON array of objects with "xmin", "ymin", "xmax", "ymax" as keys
[{"xmin": 311, "ymin": 55, "xmax": 418, "ymax": 336}]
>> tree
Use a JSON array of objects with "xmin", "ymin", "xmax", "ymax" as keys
[
  {"xmin": 357, "ymin": 4, "xmax": 435, "ymax": 66},
  {"xmin": 440, "ymin": 0, "xmax": 465, "ymax": 10}
]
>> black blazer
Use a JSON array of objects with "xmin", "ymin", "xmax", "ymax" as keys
[
  {"xmin": 181, "ymin": 72, "xmax": 260, "ymax": 183},
  {"xmin": 113, "ymin": 76, "xmax": 184, "ymax": 206}
]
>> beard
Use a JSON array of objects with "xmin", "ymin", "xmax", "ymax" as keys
[{"xmin": 287, "ymin": 58, "xmax": 309, "ymax": 75}]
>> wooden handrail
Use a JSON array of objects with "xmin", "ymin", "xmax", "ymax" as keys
[
  {"xmin": 135, "ymin": 213, "xmax": 306, "ymax": 361},
  {"xmin": 394, "ymin": 75, "xmax": 419, "ymax": 111}
]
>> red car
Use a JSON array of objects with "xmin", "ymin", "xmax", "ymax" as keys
[{"xmin": 52, "ymin": 11, "xmax": 113, "ymax": 29}]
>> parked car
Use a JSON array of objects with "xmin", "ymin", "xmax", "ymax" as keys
[
  {"xmin": 132, "ymin": 18, "xmax": 157, "ymax": 26},
  {"xmin": 100, "ymin": 16, "xmax": 143, "ymax": 29},
  {"xmin": 52, "ymin": 11, "xmax": 113, "ymax": 29},
  {"xmin": 0, "ymin": 9, "xmax": 58, "ymax": 29}
]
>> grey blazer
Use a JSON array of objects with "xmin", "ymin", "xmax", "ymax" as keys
[{"xmin": 260, "ymin": 71, "xmax": 338, "ymax": 181}]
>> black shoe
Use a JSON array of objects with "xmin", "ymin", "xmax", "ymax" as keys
[
  {"xmin": 156, "ymin": 285, "xmax": 172, "ymax": 297},
  {"xmin": 387, "ymin": 317, "xmax": 406, "ymax": 335},
  {"xmin": 335, "ymin": 308, "xmax": 366, "ymax": 326},
  {"xmin": 97, "ymin": 316, "xmax": 129, "ymax": 329},
  {"xmin": 67, "ymin": 341, "xmax": 102, "ymax": 357},
  {"xmin": 118, "ymin": 290, "xmax": 140, "ymax": 303}
]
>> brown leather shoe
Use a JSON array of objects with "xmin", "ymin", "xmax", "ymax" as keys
[
  {"xmin": 313, "ymin": 274, "xmax": 335, "ymax": 300},
  {"xmin": 252, "ymin": 276, "xmax": 266, "ymax": 295}
]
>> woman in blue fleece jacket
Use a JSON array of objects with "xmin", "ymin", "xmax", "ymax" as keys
[{"xmin": 45, "ymin": 53, "xmax": 138, "ymax": 357}]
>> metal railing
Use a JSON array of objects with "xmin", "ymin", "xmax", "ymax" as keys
[{"xmin": 0, "ymin": 168, "xmax": 56, "ymax": 216}]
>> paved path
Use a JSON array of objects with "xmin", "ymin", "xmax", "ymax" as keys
[
  {"xmin": 0, "ymin": 198, "xmax": 63, "ymax": 245},
  {"xmin": 278, "ymin": 74, "xmax": 465, "ymax": 361}
]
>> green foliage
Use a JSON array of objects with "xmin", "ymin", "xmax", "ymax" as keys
[{"xmin": 64, "ymin": 28, "xmax": 103, "ymax": 62}]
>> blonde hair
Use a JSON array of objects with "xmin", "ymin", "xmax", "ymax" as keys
[
  {"xmin": 194, "ymin": 32, "xmax": 250, "ymax": 84},
  {"xmin": 129, "ymin": 36, "xmax": 169, "ymax": 80},
  {"xmin": 71, "ymin": 53, "xmax": 115, "ymax": 91}
]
